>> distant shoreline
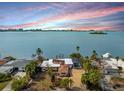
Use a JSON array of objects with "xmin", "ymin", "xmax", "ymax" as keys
[
  {"xmin": 89, "ymin": 31, "xmax": 108, "ymax": 34},
  {"xmin": 0, "ymin": 30, "xmax": 122, "ymax": 32}
]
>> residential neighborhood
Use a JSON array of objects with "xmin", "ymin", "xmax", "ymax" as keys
[{"xmin": 0, "ymin": 47, "xmax": 124, "ymax": 91}]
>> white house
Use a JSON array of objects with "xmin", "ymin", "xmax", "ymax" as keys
[
  {"xmin": 40, "ymin": 58, "xmax": 73, "ymax": 68},
  {"xmin": 102, "ymin": 53, "xmax": 112, "ymax": 59},
  {"xmin": 0, "ymin": 66, "xmax": 14, "ymax": 74},
  {"xmin": 40, "ymin": 58, "xmax": 73, "ymax": 76},
  {"xmin": 102, "ymin": 53, "xmax": 124, "ymax": 75}
]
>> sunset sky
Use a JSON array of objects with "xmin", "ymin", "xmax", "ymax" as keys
[{"xmin": 0, "ymin": 2, "xmax": 124, "ymax": 31}]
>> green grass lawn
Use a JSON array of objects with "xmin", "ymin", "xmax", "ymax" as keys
[{"xmin": 0, "ymin": 81, "xmax": 9, "ymax": 90}]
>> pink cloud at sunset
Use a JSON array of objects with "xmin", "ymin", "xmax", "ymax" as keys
[{"xmin": 0, "ymin": 2, "xmax": 124, "ymax": 31}]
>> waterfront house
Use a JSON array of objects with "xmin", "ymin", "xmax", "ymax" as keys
[
  {"xmin": 4, "ymin": 59, "xmax": 32, "ymax": 71},
  {"xmin": 40, "ymin": 58, "xmax": 73, "ymax": 77},
  {"xmin": 102, "ymin": 53, "xmax": 112, "ymax": 59},
  {"xmin": 103, "ymin": 64, "xmax": 119, "ymax": 76},
  {"xmin": 101, "ymin": 53, "xmax": 124, "ymax": 75},
  {"xmin": 0, "ymin": 59, "xmax": 32, "ymax": 74},
  {"xmin": 0, "ymin": 66, "xmax": 14, "ymax": 74}
]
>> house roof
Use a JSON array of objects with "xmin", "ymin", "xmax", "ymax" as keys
[
  {"xmin": 102, "ymin": 53, "xmax": 111, "ymax": 58},
  {"xmin": 41, "ymin": 58, "xmax": 73, "ymax": 68},
  {"xmin": 41, "ymin": 60, "xmax": 60, "ymax": 67},
  {"xmin": 59, "ymin": 58, "xmax": 73, "ymax": 65},
  {"xmin": 102, "ymin": 58, "xmax": 124, "ymax": 69},
  {"xmin": 3, "ymin": 59, "xmax": 31, "ymax": 68},
  {"xmin": 0, "ymin": 66, "xmax": 14, "ymax": 74}
]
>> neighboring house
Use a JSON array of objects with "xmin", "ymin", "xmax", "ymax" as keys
[
  {"xmin": 0, "ymin": 59, "xmax": 32, "ymax": 74},
  {"xmin": 102, "ymin": 53, "xmax": 112, "ymax": 59},
  {"xmin": 101, "ymin": 53, "xmax": 124, "ymax": 75},
  {"xmin": 3, "ymin": 59, "xmax": 32, "ymax": 71},
  {"xmin": 101, "ymin": 59, "xmax": 119, "ymax": 76},
  {"xmin": 0, "ymin": 66, "xmax": 14, "ymax": 74},
  {"xmin": 103, "ymin": 65, "xmax": 119, "ymax": 76},
  {"xmin": 40, "ymin": 58, "xmax": 73, "ymax": 77}
]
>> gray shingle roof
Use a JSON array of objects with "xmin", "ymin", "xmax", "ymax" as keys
[{"xmin": 3, "ymin": 59, "xmax": 31, "ymax": 68}]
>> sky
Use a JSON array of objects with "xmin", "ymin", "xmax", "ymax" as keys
[{"xmin": 0, "ymin": 2, "xmax": 124, "ymax": 31}]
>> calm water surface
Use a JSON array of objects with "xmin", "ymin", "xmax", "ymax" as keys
[{"xmin": 0, "ymin": 31, "xmax": 124, "ymax": 59}]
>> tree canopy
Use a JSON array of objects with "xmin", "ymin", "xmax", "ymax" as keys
[{"xmin": 25, "ymin": 61, "xmax": 38, "ymax": 78}]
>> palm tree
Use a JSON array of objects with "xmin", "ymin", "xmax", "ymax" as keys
[
  {"xmin": 93, "ymin": 50, "xmax": 96, "ymax": 54},
  {"xmin": 36, "ymin": 48, "xmax": 43, "ymax": 56},
  {"xmin": 115, "ymin": 56, "xmax": 119, "ymax": 66},
  {"xmin": 36, "ymin": 48, "xmax": 44, "ymax": 62},
  {"xmin": 91, "ymin": 50, "xmax": 98, "ymax": 60},
  {"xmin": 76, "ymin": 46, "xmax": 80, "ymax": 52}
]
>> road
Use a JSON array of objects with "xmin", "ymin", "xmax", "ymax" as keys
[{"xmin": 2, "ymin": 81, "xmax": 12, "ymax": 91}]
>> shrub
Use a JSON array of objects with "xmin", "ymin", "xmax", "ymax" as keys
[
  {"xmin": 0, "ymin": 73, "xmax": 11, "ymax": 82},
  {"xmin": 12, "ymin": 76, "xmax": 29, "ymax": 91},
  {"xmin": 81, "ymin": 69, "xmax": 101, "ymax": 90},
  {"xmin": 59, "ymin": 78, "xmax": 73, "ymax": 89},
  {"xmin": 25, "ymin": 61, "xmax": 38, "ymax": 78}
]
